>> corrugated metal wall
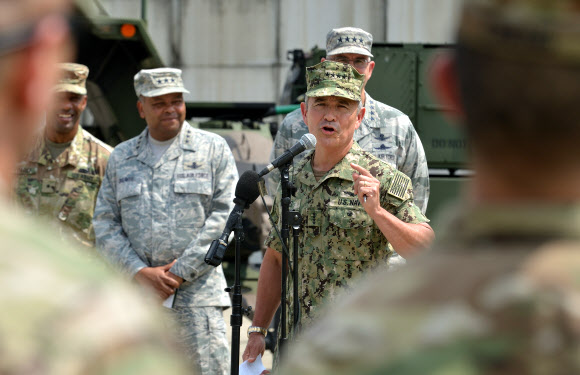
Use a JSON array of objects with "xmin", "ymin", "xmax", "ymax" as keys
[{"xmin": 98, "ymin": 0, "xmax": 461, "ymax": 102}]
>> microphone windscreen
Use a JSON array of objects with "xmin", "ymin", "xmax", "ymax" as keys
[
  {"xmin": 301, "ymin": 133, "xmax": 317, "ymax": 150},
  {"xmin": 235, "ymin": 170, "xmax": 261, "ymax": 204}
]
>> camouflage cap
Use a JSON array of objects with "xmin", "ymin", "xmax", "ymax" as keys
[
  {"xmin": 54, "ymin": 63, "xmax": 88, "ymax": 95},
  {"xmin": 305, "ymin": 60, "xmax": 365, "ymax": 102},
  {"xmin": 326, "ymin": 27, "xmax": 373, "ymax": 57},
  {"xmin": 458, "ymin": 0, "xmax": 580, "ymax": 65},
  {"xmin": 133, "ymin": 67, "xmax": 190, "ymax": 98}
]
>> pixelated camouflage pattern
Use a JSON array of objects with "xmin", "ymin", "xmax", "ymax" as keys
[
  {"xmin": 267, "ymin": 92, "xmax": 430, "ymax": 213},
  {"xmin": 305, "ymin": 61, "xmax": 365, "ymax": 102},
  {"xmin": 54, "ymin": 63, "xmax": 88, "ymax": 95},
  {"xmin": 93, "ymin": 122, "xmax": 237, "ymax": 372},
  {"xmin": 134, "ymin": 67, "xmax": 190, "ymax": 98},
  {"xmin": 326, "ymin": 26, "xmax": 373, "ymax": 57},
  {"xmin": 15, "ymin": 126, "xmax": 112, "ymax": 250},
  {"xmin": 169, "ymin": 306, "xmax": 230, "ymax": 374},
  {"xmin": 277, "ymin": 203, "xmax": 580, "ymax": 375},
  {"xmin": 266, "ymin": 143, "xmax": 428, "ymax": 336},
  {"xmin": 460, "ymin": 0, "xmax": 580, "ymax": 64},
  {"xmin": 0, "ymin": 197, "xmax": 192, "ymax": 375}
]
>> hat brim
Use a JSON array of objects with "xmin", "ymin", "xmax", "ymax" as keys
[
  {"xmin": 139, "ymin": 87, "xmax": 190, "ymax": 98},
  {"xmin": 54, "ymin": 84, "xmax": 87, "ymax": 95},
  {"xmin": 306, "ymin": 87, "xmax": 361, "ymax": 102},
  {"xmin": 327, "ymin": 46, "xmax": 373, "ymax": 58}
]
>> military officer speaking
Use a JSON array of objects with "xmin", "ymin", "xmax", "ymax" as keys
[
  {"xmin": 93, "ymin": 67, "xmax": 238, "ymax": 375},
  {"xmin": 15, "ymin": 63, "xmax": 113, "ymax": 250},
  {"xmin": 243, "ymin": 61, "xmax": 434, "ymax": 369}
]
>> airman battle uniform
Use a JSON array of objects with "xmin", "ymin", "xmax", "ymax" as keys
[{"xmin": 93, "ymin": 120, "xmax": 238, "ymax": 374}]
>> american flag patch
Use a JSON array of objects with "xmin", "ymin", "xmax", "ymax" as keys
[{"xmin": 387, "ymin": 171, "xmax": 410, "ymax": 199}]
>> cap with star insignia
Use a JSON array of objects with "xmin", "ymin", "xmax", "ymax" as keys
[
  {"xmin": 305, "ymin": 60, "xmax": 365, "ymax": 102},
  {"xmin": 133, "ymin": 67, "xmax": 190, "ymax": 98},
  {"xmin": 326, "ymin": 27, "xmax": 373, "ymax": 57}
]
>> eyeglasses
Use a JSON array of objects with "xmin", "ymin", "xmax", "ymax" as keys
[{"xmin": 330, "ymin": 56, "xmax": 371, "ymax": 69}]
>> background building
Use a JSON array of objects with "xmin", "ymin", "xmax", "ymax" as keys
[{"xmin": 88, "ymin": 0, "xmax": 462, "ymax": 103}]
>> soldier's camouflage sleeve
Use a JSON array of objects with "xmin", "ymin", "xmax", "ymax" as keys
[
  {"xmin": 266, "ymin": 108, "xmax": 309, "ymax": 194},
  {"xmin": 93, "ymin": 150, "xmax": 148, "ymax": 278},
  {"xmin": 169, "ymin": 137, "xmax": 238, "ymax": 281},
  {"xmin": 0, "ymin": 201, "xmax": 191, "ymax": 375},
  {"xmin": 397, "ymin": 116, "xmax": 429, "ymax": 214},
  {"xmin": 369, "ymin": 98, "xmax": 430, "ymax": 214}
]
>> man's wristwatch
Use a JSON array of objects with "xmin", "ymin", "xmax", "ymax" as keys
[{"xmin": 247, "ymin": 326, "xmax": 268, "ymax": 338}]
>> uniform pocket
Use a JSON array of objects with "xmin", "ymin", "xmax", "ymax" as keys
[
  {"xmin": 326, "ymin": 206, "xmax": 375, "ymax": 261},
  {"xmin": 173, "ymin": 179, "xmax": 212, "ymax": 228},
  {"xmin": 59, "ymin": 173, "xmax": 101, "ymax": 232},
  {"xmin": 116, "ymin": 181, "xmax": 143, "ymax": 223}
]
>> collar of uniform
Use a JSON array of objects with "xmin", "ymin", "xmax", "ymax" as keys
[
  {"xmin": 437, "ymin": 202, "xmax": 580, "ymax": 247},
  {"xmin": 135, "ymin": 121, "xmax": 190, "ymax": 166},
  {"xmin": 37, "ymin": 125, "xmax": 85, "ymax": 167},
  {"xmin": 177, "ymin": 121, "xmax": 196, "ymax": 151},
  {"xmin": 296, "ymin": 142, "xmax": 363, "ymax": 187}
]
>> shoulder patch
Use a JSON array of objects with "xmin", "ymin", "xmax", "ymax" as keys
[{"xmin": 387, "ymin": 171, "xmax": 411, "ymax": 199}]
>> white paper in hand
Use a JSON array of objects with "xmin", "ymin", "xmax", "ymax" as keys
[
  {"xmin": 239, "ymin": 353, "xmax": 266, "ymax": 375},
  {"xmin": 162, "ymin": 293, "xmax": 175, "ymax": 309}
]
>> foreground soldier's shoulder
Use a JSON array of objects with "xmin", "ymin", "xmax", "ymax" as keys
[{"xmin": 82, "ymin": 129, "xmax": 114, "ymax": 154}]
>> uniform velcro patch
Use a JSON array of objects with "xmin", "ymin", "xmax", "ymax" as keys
[{"xmin": 387, "ymin": 171, "xmax": 410, "ymax": 199}]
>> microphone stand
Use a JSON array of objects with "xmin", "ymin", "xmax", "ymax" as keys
[
  {"xmin": 278, "ymin": 161, "xmax": 291, "ymax": 354},
  {"xmin": 226, "ymin": 210, "xmax": 250, "ymax": 375},
  {"xmin": 205, "ymin": 203, "xmax": 252, "ymax": 375},
  {"xmin": 277, "ymin": 160, "xmax": 303, "ymax": 354}
]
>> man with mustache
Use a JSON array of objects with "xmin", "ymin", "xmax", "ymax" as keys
[
  {"xmin": 15, "ymin": 63, "xmax": 112, "ymax": 251},
  {"xmin": 243, "ymin": 60, "xmax": 434, "ymax": 370},
  {"xmin": 93, "ymin": 67, "xmax": 238, "ymax": 375}
]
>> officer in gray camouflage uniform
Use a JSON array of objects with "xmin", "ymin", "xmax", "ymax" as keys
[
  {"xmin": 276, "ymin": 1, "xmax": 580, "ymax": 374},
  {"xmin": 15, "ymin": 63, "xmax": 112, "ymax": 251},
  {"xmin": 0, "ymin": 1, "xmax": 191, "ymax": 374},
  {"xmin": 93, "ymin": 68, "xmax": 238, "ymax": 375},
  {"xmin": 270, "ymin": 27, "xmax": 429, "ymax": 214},
  {"xmin": 243, "ymin": 60, "xmax": 433, "ymax": 368}
]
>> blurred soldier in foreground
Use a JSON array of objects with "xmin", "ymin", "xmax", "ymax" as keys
[
  {"xmin": 0, "ymin": 1, "xmax": 190, "ymax": 374},
  {"xmin": 93, "ymin": 68, "xmax": 238, "ymax": 375},
  {"xmin": 270, "ymin": 27, "xmax": 429, "ymax": 213},
  {"xmin": 243, "ymin": 61, "xmax": 433, "ymax": 369},
  {"xmin": 15, "ymin": 63, "xmax": 112, "ymax": 251},
  {"xmin": 277, "ymin": 0, "xmax": 580, "ymax": 374}
]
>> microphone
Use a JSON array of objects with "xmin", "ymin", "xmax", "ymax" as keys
[
  {"xmin": 205, "ymin": 170, "xmax": 262, "ymax": 266},
  {"xmin": 259, "ymin": 133, "xmax": 316, "ymax": 177}
]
